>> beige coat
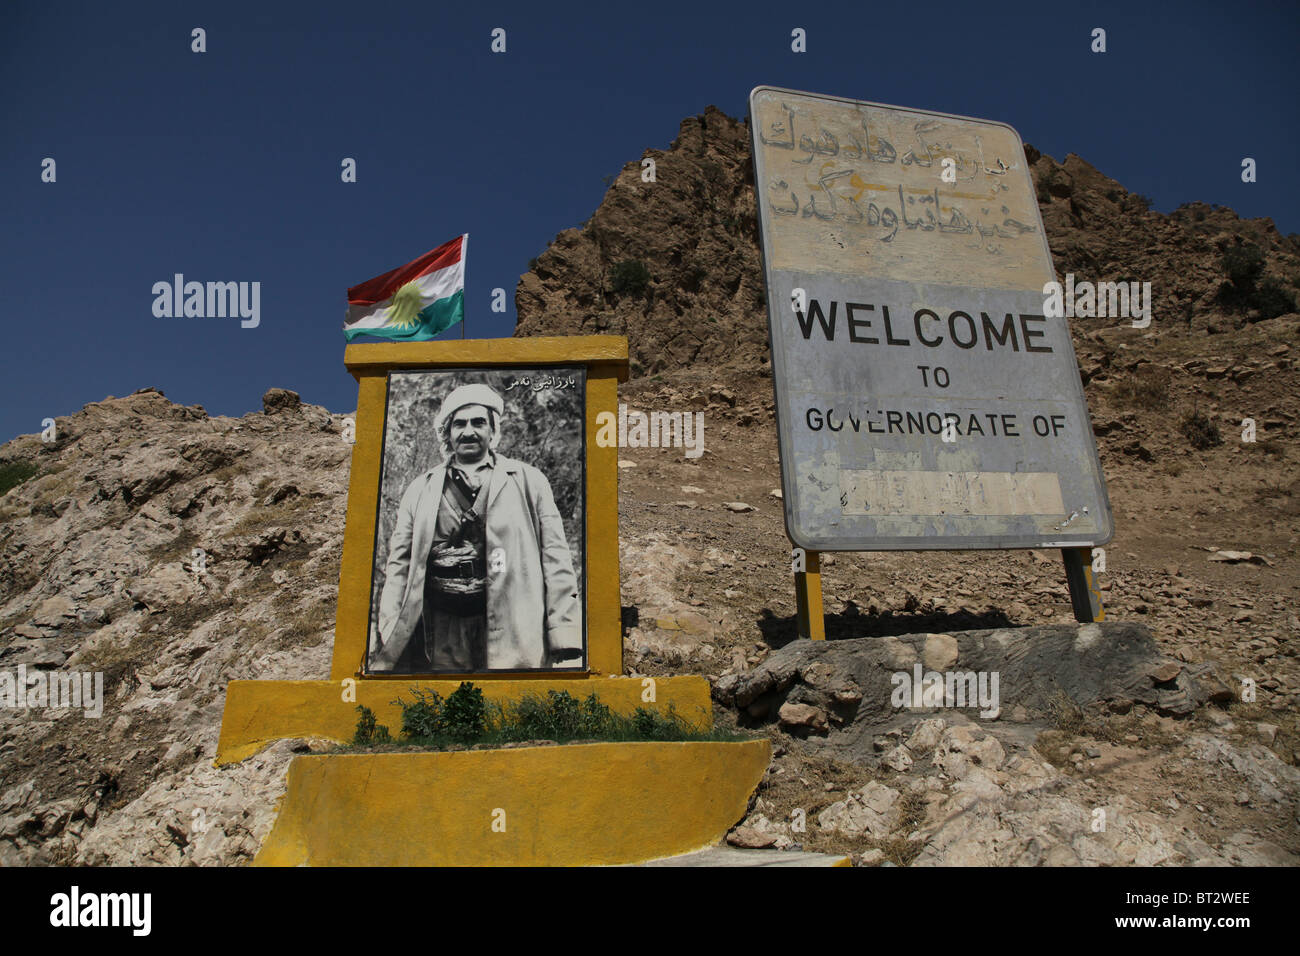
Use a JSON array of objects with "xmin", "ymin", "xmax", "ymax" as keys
[{"xmin": 371, "ymin": 454, "xmax": 582, "ymax": 671}]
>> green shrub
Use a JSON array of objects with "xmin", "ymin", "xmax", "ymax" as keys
[
  {"xmin": 399, "ymin": 688, "xmax": 445, "ymax": 739},
  {"xmin": 1036, "ymin": 167, "xmax": 1057, "ymax": 203},
  {"xmin": 520, "ymin": 690, "xmax": 572, "ymax": 738},
  {"xmin": 0, "ymin": 461, "xmax": 39, "ymax": 498},
  {"xmin": 1216, "ymin": 241, "xmax": 1296, "ymax": 317},
  {"xmin": 579, "ymin": 693, "xmax": 615, "ymax": 735},
  {"xmin": 610, "ymin": 260, "xmax": 651, "ymax": 297},
  {"xmin": 630, "ymin": 704, "xmax": 691, "ymax": 739},
  {"xmin": 353, "ymin": 705, "xmax": 391, "ymax": 746},
  {"xmin": 1222, "ymin": 243, "xmax": 1265, "ymax": 290},
  {"xmin": 512, "ymin": 690, "xmax": 617, "ymax": 740},
  {"xmin": 1180, "ymin": 410, "xmax": 1222, "ymax": 450},
  {"xmin": 442, "ymin": 681, "xmax": 487, "ymax": 742},
  {"xmin": 1251, "ymin": 277, "xmax": 1296, "ymax": 319},
  {"xmin": 366, "ymin": 683, "xmax": 735, "ymax": 750}
]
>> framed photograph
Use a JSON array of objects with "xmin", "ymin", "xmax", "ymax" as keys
[{"xmin": 364, "ymin": 365, "xmax": 587, "ymax": 674}]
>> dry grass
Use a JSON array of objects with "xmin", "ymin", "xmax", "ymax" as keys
[
  {"xmin": 1180, "ymin": 410, "xmax": 1222, "ymax": 449},
  {"xmin": 1046, "ymin": 690, "xmax": 1086, "ymax": 735},
  {"xmin": 1112, "ymin": 366, "xmax": 1171, "ymax": 409}
]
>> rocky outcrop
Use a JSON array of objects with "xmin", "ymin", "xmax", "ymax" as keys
[
  {"xmin": 713, "ymin": 623, "xmax": 1224, "ymax": 730},
  {"xmin": 0, "ymin": 388, "xmax": 348, "ymax": 865}
]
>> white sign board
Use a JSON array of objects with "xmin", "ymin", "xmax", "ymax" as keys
[{"xmin": 750, "ymin": 87, "xmax": 1113, "ymax": 551}]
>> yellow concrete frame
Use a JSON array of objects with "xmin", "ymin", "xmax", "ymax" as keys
[{"xmin": 333, "ymin": 336, "xmax": 629, "ymax": 680}]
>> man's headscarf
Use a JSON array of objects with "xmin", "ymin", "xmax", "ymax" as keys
[
  {"xmin": 434, "ymin": 383, "xmax": 505, "ymax": 433},
  {"xmin": 435, "ymin": 383, "xmax": 505, "ymax": 459}
]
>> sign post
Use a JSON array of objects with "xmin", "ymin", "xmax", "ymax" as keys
[
  {"xmin": 1062, "ymin": 547, "xmax": 1105, "ymax": 622},
  {"xmin": 751, "ymin": 87, "xmax": 1113, "ymax": 628},
  {"xmin": 794, "ymin": 549, "xmax": 825, "ymax": 640}
]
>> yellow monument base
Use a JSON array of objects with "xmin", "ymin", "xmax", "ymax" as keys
[
  {"xmin": 218, "ymin": 337, "xmax": 788, "ymax": 865},
  {"xmin": 253, "ymin": 740, "xmax": 772, "ymax": 867},
  {"xmin": 218, "ymin": 676, "xmax": 782, "ymax": 865}
]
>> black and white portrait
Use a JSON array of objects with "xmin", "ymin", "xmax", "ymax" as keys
[{"xmin": 366, "ymin": 367, "xmax": 586, "ymax": 674}]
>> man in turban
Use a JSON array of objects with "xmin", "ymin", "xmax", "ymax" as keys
[{"xmin": 371, "ymin": 383, "xmax": 582, "ymax": 672}]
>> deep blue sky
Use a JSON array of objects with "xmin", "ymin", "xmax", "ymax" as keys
[{"xmin": 3, "ymin": 0, "xmax": 1296, "ymax": 443}]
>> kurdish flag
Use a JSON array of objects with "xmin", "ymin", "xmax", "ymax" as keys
[{"xmin": 344, "ymin": 235, "xmax": 466, "ymax": 341}]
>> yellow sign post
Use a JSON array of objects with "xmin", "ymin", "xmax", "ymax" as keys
[{"xmin": 794, "ymin": 550, "xmax": 826, "ymax": 641}]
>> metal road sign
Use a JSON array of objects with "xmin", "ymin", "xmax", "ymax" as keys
[{"xmin": 750, "ymin": 87, "xmax": 1113, "ymax": 551}]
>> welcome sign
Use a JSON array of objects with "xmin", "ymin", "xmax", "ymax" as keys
[{"xmin": 750, "ymin": 86, "xmax": 1112, "ymax": 551}]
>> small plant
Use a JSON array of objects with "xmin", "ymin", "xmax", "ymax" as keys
[
  {"xmin": 1180, "ymin": 409, "xmax": 1222, "ymax": 450},
  {"xmin": 894, "ymin": 789, "xmax": 928, "ymax": 832},
  {"xmin": 1215, "ymin": 242, "xmax": 1294, "ymax": 317},
  {"xmin": 375, "ymin": 683, "xmax": 732, "ymax": 750},
  {"xmin": 1036, "ymin": 166, "xmax": 1058, "ymax": 203},
  {"xmin": 630, "ymin": 704, "xmax": 694, "ymax": 739},
  {"xmin": 1251, "ymin": 277, "xmax": 1296, "ymax": 319},
  {"xmin": 879, "ymin": 834, "xmax": 925, "ymax": 867},
  {"xmin": 610, "ymin": 259, "xmax": 651, "ymax": 298},
  {"xmin": 1131, "ymin": 194, "xmax": 1154, "ymax": 211},
  {"xmin": 353, "ymin": 705, "xmax": 391, "ymax": 746},
  {"xmin": 514, "ymin": 690, "xmax": 577, "ymax": 739},
  {"xmin": 580, "ymin": 693, "xmax": 615, "ymax": 735},
  {"xmin": 1045, "ymin": 691, "xmax": 1085, "ymax": 736},
  {"xmin": 1111, "ymin": 366, "xmax": 1170, "ymax": 409},
  {"xmin": 400, "ymin": 688, "xmax": 445, "ymax": 739},
  {"xmin": 0, "ymin": 461, "xmax": 39, "ymax": 498},
  {"xmin": 1221, "ymin": 243, "xmax": 1265, "ymax": 291},
  {"xmin": 512, "ymin": 690, "xmax": 619, "ymax": 740},
  {"xmin": 442, "ymin": 681, "xmax": 487, "ymax": 742}
]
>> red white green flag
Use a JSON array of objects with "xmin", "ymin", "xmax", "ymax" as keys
[{"xmin": 344, "ymin": 235, "xmax": 466, "ymax": 341}]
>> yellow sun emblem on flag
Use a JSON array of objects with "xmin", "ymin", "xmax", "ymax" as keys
[{"xmin": 386, "ymin": 280, "xmax": 425, "ymax": 329}]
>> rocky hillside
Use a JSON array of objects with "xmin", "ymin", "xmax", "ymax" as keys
[
  {"xmin": 0, "ymin": 389, "xmax": 349, "ymax": 864},
  {"xmin": 0, "ymin": 107, "xmax": 1297, "ymax": 867}
]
